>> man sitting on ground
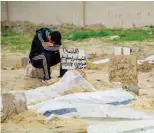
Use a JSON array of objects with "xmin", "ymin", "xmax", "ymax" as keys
[{"xmin": 29, "ymin": 28, "xmax": 67, "ymax": 85}]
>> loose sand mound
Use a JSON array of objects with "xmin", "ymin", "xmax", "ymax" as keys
[
  {"xmin": 128, "ymin": 97, "xmax": 154, "ymax": 112},
  {"xmin": 138, "ymin": 61, "xmax": 154, "ymax": 72}
]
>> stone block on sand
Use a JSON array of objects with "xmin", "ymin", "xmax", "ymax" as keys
[
  {"xmin": 24, "ymin": 63, "xmax": 44, "ymax": 79},
  {"xmin": 1, "ymin": 93, "xmax": 28, "ymax": 122}
]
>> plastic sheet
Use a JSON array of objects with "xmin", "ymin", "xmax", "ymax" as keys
[
  {"xmin": 145, "ymin": 55, "xmax": 154, "ymax": 61},
  {"xmin": 92, "ymin": 58, "xmax": 109, "ymax": 64},
  {"xmin": 88, "ymin": 120, "xmax": 154, "ymax": 133},
  {"xmin": 28, "ymin": 89, "xmax": 154, "ymax": 122},
  {"xmin": 10, "ymin": 70, "xmax": 95, "ymax": 105},
  {"xmin": 28, "ymin": 88, "xmax": 135, "ymax": 116},
  {"xmin": 53, "ymin": 88, "xmax": 134, "ymax": 105},
  {"xmin": 28, "ymin": 100, "xmax": 154, "ymax": 122}
]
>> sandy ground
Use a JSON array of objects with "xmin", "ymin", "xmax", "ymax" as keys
[
  {"xmin": 1, "ymin": 111, "xmax": 87, "ymax": 133},
  {"xmin": 1, "ymin": 39, "xmax": 154, "ymax": 133}
]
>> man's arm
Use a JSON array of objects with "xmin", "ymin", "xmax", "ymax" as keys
[{"xmin": 38, "ymin": 32, "xmax": 59, "ymax": 51}]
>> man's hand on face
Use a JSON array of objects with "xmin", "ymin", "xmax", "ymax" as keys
[{"xmin": 43, "ymin": 42, "xmax": 54, "ymax": 47}]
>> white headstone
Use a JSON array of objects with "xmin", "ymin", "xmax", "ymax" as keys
[
  {"xmin": 115, "ymin": 47, "xmax": 130, "ymax": 55},
  {"xmin": 60, "ymin": 48, "xmax": 86, "ymax": 70}
]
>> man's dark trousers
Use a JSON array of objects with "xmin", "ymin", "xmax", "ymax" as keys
[{"xmin": 31, "ymin": 51, "xmax": 67, "ymax": 80}]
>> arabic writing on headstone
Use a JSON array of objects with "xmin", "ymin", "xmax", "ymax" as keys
[
  {"xmin": 60, "ymin": 48, "xmax": 86, "ymax": 70},
  {"xmin": 109, "ymin": 55, "xmax": 137, "ymax": 83}
]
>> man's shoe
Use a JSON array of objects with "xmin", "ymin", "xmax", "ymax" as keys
[
  {"xmin": 58, "ymin": 75, "xmax": 62, "ymax": 78},
  {"xmin": 59, "ymin": 69, "xmax": 67, "ymax": 78},
  {"xmin": 42, "ymin": 79, "xmax": 52, "ymax": 85}
]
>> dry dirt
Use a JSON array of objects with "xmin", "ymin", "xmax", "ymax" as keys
[
  {"xmin": 1, "ymin": 39, "xmax": 154, "ymax": 133},
  {"xmin": 1, "ymin": 111, "xmax": 87, "ymax": 133}
]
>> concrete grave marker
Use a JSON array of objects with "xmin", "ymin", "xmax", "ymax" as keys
[
  {"xmin": 60, "ymin": 48, "xmax": 86, "ymax": 70},
  {"xmin": 109, "ymin": 55, "xmax": 138, "ymax": 84}
]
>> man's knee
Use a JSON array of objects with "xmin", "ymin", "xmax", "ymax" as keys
[
  {"xmin": 31, "ymin": 54, "xmax": 47, "ymax": 68},
  {"xmin": 52, "ymin": 52, "xmax": 61, "ymax": 64}
]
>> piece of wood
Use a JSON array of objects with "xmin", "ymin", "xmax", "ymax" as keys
[
  {"xmin": 109, "ymin": 55, "xmax": 138, "ymax": 84},
  {"xmin": 60, "ymin": 48, "xmax": 86, "ymax": 70}
]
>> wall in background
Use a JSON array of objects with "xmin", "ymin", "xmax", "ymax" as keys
[{"xmin": 1, "ymin": 1, "xmax": 154, "ymax": 28}]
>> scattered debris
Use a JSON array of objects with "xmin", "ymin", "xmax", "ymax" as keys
[
  {"xmin": 61, "ymin": 88, "xmax": 93, "ymax": 96},
  {"xmin": 109, "ymin": 35, "xmax": 120, "ymax": 40},
  {"xmin": 2, "ymin": 67, "xmax": 14, "ymax": 70},
  {"xmin": 148, "ymin": 31, "xmax": 153, "ymax": 35}
]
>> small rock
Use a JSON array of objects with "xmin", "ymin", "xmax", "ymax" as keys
[
  {"xmin": 122, "ymin": 83, "xmax": 139, "ymax": 95},
  {"xmin": 55, "ymin": 126, "xmax": 64, "ymax": 128}
]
